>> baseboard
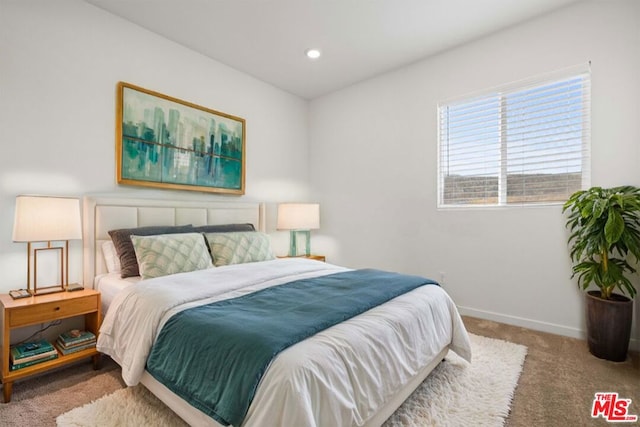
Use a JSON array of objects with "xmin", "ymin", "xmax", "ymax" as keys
[{"xmin": 457, "ymin": 306, "xmax": 639, "ymax": 352}]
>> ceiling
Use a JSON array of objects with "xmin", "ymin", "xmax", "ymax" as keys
[{"xmin": 86, "ymin": 0, "xmax": 583, "ymax": 100}]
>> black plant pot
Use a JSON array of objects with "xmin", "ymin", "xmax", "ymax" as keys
[{"xmin": 585, "ymin": 291, "xmax": 633, "ymax": 362}]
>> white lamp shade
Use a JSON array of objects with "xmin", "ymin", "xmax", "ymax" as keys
[
  {"xmin": 13, "ymin": 195, "xmax": 82, "ymax": 242},
  {"xmin": 277, "ymin": 203, "xmax": 320, "ymax": 230}
]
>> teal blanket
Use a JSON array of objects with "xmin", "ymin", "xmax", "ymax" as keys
[{"xmin": 146, "ymin": 269, "xmax": 437, "ymax": 426}]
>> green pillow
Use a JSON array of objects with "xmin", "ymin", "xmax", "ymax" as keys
[
  {"xmin": 131, "ymin": 233, "xmax": 214, "ymax": 280},
  {"xmin": 205, "ymin": 232, "xmax": 275, "ymax": 267}
]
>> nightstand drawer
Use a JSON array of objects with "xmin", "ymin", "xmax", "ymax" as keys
[{"xmin": 8, "ymin": 296, "xmax": 98, "ymax": 327}]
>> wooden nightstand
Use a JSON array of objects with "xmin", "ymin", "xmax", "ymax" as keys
[
  {"xmin": 278, "ymin": 254, "xmax": 326, "ymax": 262},
  {"xmin": 0, "ymin": 289, "xmax": 101, "ymax": 402}
]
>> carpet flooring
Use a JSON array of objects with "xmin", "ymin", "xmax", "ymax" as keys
[
  {"xmin": 463, "ymin": 317, "xmax": 639, "ymax": 427},
  {"xmin": 1, "ymin": 316, "xmax": 638, "ymax": 426}
]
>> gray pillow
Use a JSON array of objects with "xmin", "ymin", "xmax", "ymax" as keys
[
  {"xmin": 192, "ymin": 223, "xmax": 255, "ymax": 233},
  {"xmin": 109, "ymin": 225, "xmax": 194, "ymax": 278}
]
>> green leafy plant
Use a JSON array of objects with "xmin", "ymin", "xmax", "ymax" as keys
[{"xmin": 563, "ymin": 186, "xmax": 640, "ymax": 300}]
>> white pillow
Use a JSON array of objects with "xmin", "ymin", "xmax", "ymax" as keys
[{"xmin": 102, "ymin": 240, "xmax": 121, "ymax": 273}]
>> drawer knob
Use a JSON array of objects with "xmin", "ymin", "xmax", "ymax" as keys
[{"xmin": 54, "ymin": 306, "xmax": 60, "ymax": 311}]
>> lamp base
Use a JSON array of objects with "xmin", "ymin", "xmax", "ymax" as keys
[
  {"xmin": 29, "ymin": 284, "xmax": 65, "ymax": 296},
  {"xmin": 25, "ymin": 240, "xmax": 70, "ymax": 296},
  {"xmin": 288, "ymin": 230, "xmax": 311, "ymax": 257},
  {"xmin": 288, "ymin": 230, "xmax": 298, "ymax": 256}
]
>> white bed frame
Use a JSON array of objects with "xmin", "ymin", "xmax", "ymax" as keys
[
  {"xmin": 82, "ymin": 195, "xmax": 448, "ymax": 427},
  {"xmin": 139, "ymin": 348, "xmax": 448, "ymax": 427},
  {"xmin": 82, "ymin": 195, "xmax": 265, "ymax": 287}
]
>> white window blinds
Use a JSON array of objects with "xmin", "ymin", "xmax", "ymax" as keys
[{"xmin": 438, "ymin": 68, "xmax": 590, "ymax": 207}]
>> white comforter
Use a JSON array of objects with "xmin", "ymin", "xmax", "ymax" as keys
[{"xmin": 98, "ymin": 258, "xmax": 471, "ymax": 427}]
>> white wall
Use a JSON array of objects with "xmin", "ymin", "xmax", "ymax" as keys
[
  {"xmin": 0, "ymin": 0, "xmax": 310, "ymax": 292},
  {"xmin": 1, "ymin": 0, "xmax": 638, "ymax": 350},
  {"xmin": 309, "ymin": 0, "xmax": 640, "ymax": 348}
]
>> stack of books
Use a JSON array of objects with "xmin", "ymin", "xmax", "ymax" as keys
[
  {"xmin": 10, "ymin": 339, "xmax": 58, "ymax": 371},
  {"xmin": 55, "ymin": 329, "xmax": 96, "ymax": 355}
]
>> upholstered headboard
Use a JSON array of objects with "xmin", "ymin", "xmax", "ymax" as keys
[{"xmin": 82, "ymin": 195, "xmax": 266, "ymax": 287}]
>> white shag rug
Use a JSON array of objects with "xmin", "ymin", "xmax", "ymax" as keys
[{"xmin": 57, "ymin": 334, "xmax": 527, "ymax": 427}]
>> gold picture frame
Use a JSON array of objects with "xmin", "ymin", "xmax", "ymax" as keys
[{"xmin": 116, "ymin": 82, "xmax": 246, "ymax": 195}]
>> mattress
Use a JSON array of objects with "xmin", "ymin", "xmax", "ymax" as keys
[{"xmin": 95, "ymin": 272, "xmax": 140, "ymax": 313}]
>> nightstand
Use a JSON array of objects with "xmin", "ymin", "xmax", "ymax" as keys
[
  {"xmin": 278, "ymin": 254, "xmax": 326, "ymax": 262},
  {"xmin": 0, "ymin": 289, "xmax": 101, "ymax": 402}
]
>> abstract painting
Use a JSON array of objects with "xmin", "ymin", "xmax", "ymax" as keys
[{"xmin": 116, "ymin": 82, "xmax": 245, "ymax": 195}]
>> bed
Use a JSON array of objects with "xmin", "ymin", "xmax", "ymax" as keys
[{"xmin": 83, "ymin": 195, "xmax": 471, "ymax": 427}]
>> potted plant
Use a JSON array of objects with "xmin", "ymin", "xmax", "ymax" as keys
[{"xmin": 563, "ymin": 186, "xmax": 640, "ymax": 362}]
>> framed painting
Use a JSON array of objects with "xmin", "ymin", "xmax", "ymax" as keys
[{"xmin": 116, "ymin": 82, "xmax": 245, "ymax": 195}]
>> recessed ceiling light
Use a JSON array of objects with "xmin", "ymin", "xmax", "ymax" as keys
[{"xmin": 305, "ymin": 48, "xmax": 321, "ymax": 60}]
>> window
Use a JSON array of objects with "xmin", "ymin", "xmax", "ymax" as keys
[{"xmin": 438, "ymin": 68, "xmax": 590, "ymax": 207}]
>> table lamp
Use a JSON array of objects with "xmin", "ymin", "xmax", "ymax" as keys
[
  {"xmin": 12, "ymin": 195, "xmax": 82, "ymax": 295},
  {"xmin": 277, "ymin": 203, "xmax": 320, "ymax": 257}
]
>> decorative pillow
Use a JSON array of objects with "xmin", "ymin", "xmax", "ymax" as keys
[
  {"xmin": 101, "ymin": 240, "xmax": 121, "ymax": 273},
  {"xmin": 130, "ymin": 233, "xmax": 214, "ymax": 280},
  {"xmin": 109, "ymin": 225, "xmax": 194, "ymax": 278},
  {"xmin": 205, "ymin": 231, "xmax": 275, "ymax": 267},
  {"xmin": 192, "ymin": 223, "xmax": 255, "ymax": 233}
]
